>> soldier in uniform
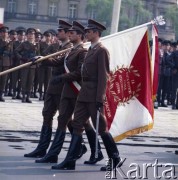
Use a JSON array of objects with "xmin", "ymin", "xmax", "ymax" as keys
[
  {"xmin": 11, "ymin": 29, "xmax": 26, "ymax": 99},
  {"xmin": 169, "ymin": 42, "xmax": 178, "ymax": 109},
  {"xmin": 51, "ymin": 19, "xmax": 122, "ymax": 171},
  {"xmin": 4, "ymin": 29, "xmax": 17, "ymax": 97},
  {"xmin": 35, "ymin": 21, "xmax": 103, "ymax": 164},
  {"xmin": 0, "ymin": 26, "xmax": 13, "ymax": 102},
  {"xmin": 38, "ymin": 31, "xmax": 52, "ymax": 101},
  {"xmin": 23, "ymin": 20, "xmax": 74, "ymax": 158},
  {"xmin": 15, "ymin": 28, "xmax": 40, "ymax": 103},
  {"xmin": 32, "ymin": 30, "xmax": 43, "ymax": 99},
  {"xmin": 157, "ymin": 40, "xmax": 172, "ymax": 107}
]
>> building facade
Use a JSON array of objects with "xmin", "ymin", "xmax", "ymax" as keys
[
  {"xmin": 0, "ymin": 0, "xmax": 177, "ymax": 40},
  {"xmin": 144, "ymin": 0, "xmax": 177, "ymax": 40},
  {"xmin": 0, "ymin": 0, "xmax": 89, "ymax": 32}
]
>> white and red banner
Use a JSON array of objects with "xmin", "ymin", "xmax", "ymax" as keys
[
  {"xmin": 100, "ymin": 26, "xmax": 154, "ymax": 142},
  {"xmin": 0, "ymin": 8, "xmax": 4, "ymax": 27}
]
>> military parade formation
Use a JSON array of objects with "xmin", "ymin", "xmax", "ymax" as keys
[
  {"xmin": 0, "ymin": 19, "xmax": 124, "ymax": 171},
  {"xmin": 0, "ymin": 18, "xmax": 178, "ymax": 172}
]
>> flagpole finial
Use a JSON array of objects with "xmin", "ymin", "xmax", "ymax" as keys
[{"xmin": 152, "ymin": 15, "xmax": 166, "ymax": 26}]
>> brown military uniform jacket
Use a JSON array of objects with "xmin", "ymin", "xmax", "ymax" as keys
[
  {"xmin": 78, "ymin": 42, "xmax": 110, "ymax": 103},
  {"xmin": 40, "ymin": 41, "xmax": 52, "ymax": 56},
  {"xmin": 12, "ymin": 40, "xmax": 23, "ymax": 67},
  {"xmin": 14, "ymin": 40, "xmax": 40, "ymax": 68},
  {"xmin": 47, "ymin": 44, "xmax": 87, "ymax": 98},
  {"xmin": 46, "ymin": 41, "xmax": 73, "ymax": 94},
  {"xmin": 0, "ymin": 39, "xmax": 13, "ymax": 67}
]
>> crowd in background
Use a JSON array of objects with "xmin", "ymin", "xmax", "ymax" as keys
[
  {"xmin": 0, "ymin": 26, "xmax": 61, "ymax": 103},
  {"xmin": 153, "ymin": 39, "xmax": 178, "ymax": 110}
]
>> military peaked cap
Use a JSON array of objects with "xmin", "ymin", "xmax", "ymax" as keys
[
  {"xmin": 57, "ymin": 20, "xmax": 72, "ymax": 30},
  {"xmin": 48, "ymin": 29, "xmax": 57, "ymax": 36},
  {"xmin": 17, "ymin": 29, "xmax": 26, "ymax": 35},
  {"xmin": 162, "ymin": 40, "xmax": 171, "ymax": 46},
  {"xmin": 9, "ymin": 30, "xmax": 17, "ymax": 35},
  {"xmin": 68, "ymin": 21, "xmax": 85, "ymax": 34},
  {"xmin": 85, "ymin": 19, "xmax": 106, "ymax": 31},
  {"xmin": 26, "ymin": 28, "xmax": 36, "ymax": 34},
  {"xmin": 43, "ymin": 31, "xmax": 52, "ymax": 37},
  {"xmin": 171, "ymin": 42, "xmax": 177, "ymax": 48},
  {"xmin": 0, "ymin": 26, "xmax": 9, "ymax": 33}
]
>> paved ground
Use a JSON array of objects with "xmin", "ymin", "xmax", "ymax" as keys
[{"xmin": 0, "ymin": 97, "xmax": 178, "ymax": 180}]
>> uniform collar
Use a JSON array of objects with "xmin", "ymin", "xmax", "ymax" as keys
[{"xmin": 90, "ymin": 41, "xmax": 100, "ymax": 49}]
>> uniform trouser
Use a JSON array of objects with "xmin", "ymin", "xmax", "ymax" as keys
[
  {"xmin": 0, "ymin": 66, "xmax": 9, "ymax": 92},
  {"xmin": 21, "ymin": 67, "xmax": 36, "ymax": 94},
  {"xmin": 42, "ymin": 93, "xmax": 61, "ymax": 127},
  {"xmin": 72, "ymin": 101, "xmax": 107, "ymax": 136},
  {"xmin": 38, "ymin": 66, "xmax": 52, "ymax": 94},
  {"xmin": 157, "ymin": 75, "xmax": 170, "ymax": 103},
  {"xmin": 171, "ymin": 75, "xmax": 178, "ymax": 105},
  {"xmin": 58, "ymin": 98, "xmax": 93, "ymax": 132},
  {"xmin": 12, "ymin": 69, "xmax": 21, "ymax": 93},
  {"xmin": 33, "ymin": 68, "xmax": 39, "ymax": 94},
  {"xmin": 5, "ymin": 72, "xmax": 13, "ymax": 93}
]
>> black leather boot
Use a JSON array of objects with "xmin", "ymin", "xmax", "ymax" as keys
[
  {"xmin": 84, "ymin": 129, "xmax": 104, "ymax": 164},
  {"xmin": 35, "ymin": 129, "xmax": 66, "ymax": 163},
  {"xmin": 67, "ymin": 122, "xmax": 87, "ymax": 160},
  {"xmin": 0, "ymin": 92, "xmax": 5, "ymax": 102},
  {"xmin": 26, "ymin": 93, "xmax": 32, "ymax": 103},
  {"xmin": 24, "ymin": 125, "xmax": 52, "ymax": 158},
  {"xmin": 100, "ymin": 132, "xmax": 122, "ymax": 171},
  {"xmin": 16, "ymin": 93, "xmax": 22, "ymax": 99},
  {"xmin": 33, "ymin": 92, "xmax": 38, "ymax": 98},
  {"xmin": 39, "ymin": 93, "xmax": 43, "ymax": 101},
  {"xmin": 51, "ymin": 134, "xmax": 82, "ymax": 170},
  {"xmin": 77, "ymin": 139, "xmax": 87, "ymax": 159},
  {"xmin": 22, "ymin": 93, "xmax": 26, "ymax": 103},
  {"xmin": 175, "ymin": 150, "xmax": 178, "ymax": 155},
  {"xmin": 12, "ymin": 91, "xmax": 16, "ymax": 99}
]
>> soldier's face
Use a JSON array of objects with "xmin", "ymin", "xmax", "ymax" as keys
[
  {"xmin": 27, "ymin": 32, "xmax": 35, "ymax": 40},
  {"xmin": 1, "ymin": 31, "xmax": 8, "ymax": 39},
  {"xmin": 85, "ymin": 29, "xmax": 97, "ymax": 42},
  {"xmin": 57, "ymin": 29, "xmax": 67, "ymax": 41},
  {"xmin": 68, "ymin": 31, "xmax": 79, "ymax": 43}
]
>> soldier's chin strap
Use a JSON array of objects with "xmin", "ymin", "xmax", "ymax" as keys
[{"xmin": 95, "ymin": 108, "xmax": 100, "ymax": 158}]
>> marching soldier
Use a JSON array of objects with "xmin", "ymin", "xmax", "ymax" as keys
[
  {"xmin": 15, "ymin": 28, "xmax": 40, "ymax": 103},
  {"xmin": 35, "ymin": 21, "xmax": 103, "ymax": 164},
  {"xmin": 11, "ymin": 29, "xmax": 26, "ymax": 99},
  {"xmin": 24, "ymin": 20, "xmax": 74, "ymax": 158},
  {"xmin": 0, "ymin": 26, "xmax": 12, "ymax": 102},
  {"xmin": 51, "ymin": 19, "xmax": 122, "ymax": 171}
]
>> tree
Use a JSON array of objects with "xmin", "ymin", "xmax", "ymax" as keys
[
  {"xmin": 165, "ymin": 5, "xmax": 178, "ymax": 39},
  {"xmin": 86, "ymin": 0, "xmax": 114, "ymax": 35},
  {"xmin": 119, "ymin": 0, "xmax": 152, "ymax": 31},
  {"xmin": 86, "ymin": 0, "xmax": 152, "ymax": 35}
]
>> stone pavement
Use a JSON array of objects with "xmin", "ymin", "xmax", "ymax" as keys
[{"xmin": 0, "ymin": 97, "xmax": 178, "ymax": 180}]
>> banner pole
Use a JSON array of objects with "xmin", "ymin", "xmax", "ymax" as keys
[{"xmin": 0, "ymin": 47, "xmax": 72, "ymax": 77}]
